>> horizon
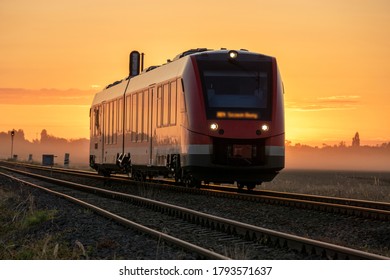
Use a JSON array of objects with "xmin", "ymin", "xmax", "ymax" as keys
[
  {"xmin": 1, "ymin": 1, "xmax": 390, "ymax": 148},
  {"xmin": 1, "ymin": 128, "xmax": 389, "ymax": 148},
  {"xmin": 1, "ymin": 128, "xmax": 389, "ymax": 172}
]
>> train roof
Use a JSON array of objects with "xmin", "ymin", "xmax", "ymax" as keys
[
  {"xmin": 91, "ymin": 54, "xmax": 190, "ymax": 106},
  {"xmin": 91, "ymin": 49, "xmax": 273, "ymax": 106}
]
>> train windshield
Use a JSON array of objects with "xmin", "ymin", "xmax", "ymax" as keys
[{"xmin": 196, "ymin": 58, "xmax": 273, "ymax": 120}]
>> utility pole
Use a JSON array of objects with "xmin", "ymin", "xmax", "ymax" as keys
[{"xmin": 10, "ymin": 129, "xmax": 16, "ymax": 160}]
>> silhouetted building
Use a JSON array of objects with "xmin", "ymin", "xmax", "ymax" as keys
[{"xmin": 352, "ymin": 132, "xmax": 360, "ymax": 147}]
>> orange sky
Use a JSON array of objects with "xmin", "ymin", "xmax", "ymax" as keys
[{"xmin": 1, "ymin": 0, "xmax": 389, "ymax": 145}]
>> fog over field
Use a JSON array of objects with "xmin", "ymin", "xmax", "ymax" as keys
[
  {"xmin": 285, "ymin": 144, "xmax": 390, "ymax": 171},
  {"xmin": 1, "ymin": 129, "xmax": 389, "ymax": 172}
]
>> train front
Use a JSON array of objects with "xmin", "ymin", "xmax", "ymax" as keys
[{"xmin": 183, "ymin": 50, "xmax": 285, "ymax": 189}]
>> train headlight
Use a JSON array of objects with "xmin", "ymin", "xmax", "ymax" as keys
[
  {"xmin": 228, "ymin": 50, "xmax": 238, "ymax": 59},
  {"xmin": 210, "ymin": 123, "xmax": 219, "ymax": 131},
  {"xmin": 261, "ymin": 124, "xmax": 269, "ymax": 131}
]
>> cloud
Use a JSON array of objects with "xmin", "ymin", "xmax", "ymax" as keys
[
  {"xmin": 0, "ymin": 88, "xmax": 95, "ymax": 105},
  {"xmin": 286, "ymin": 95, "xmax": 361, "ymax": 111},
  {"xmin": 317, "ymin": 95, "xmax": 360, "ymax": 103}
]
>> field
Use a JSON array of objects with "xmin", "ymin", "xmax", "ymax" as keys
[{"xmin": 260, "ymin": 169, "xmax": 390, "ymax": 203}]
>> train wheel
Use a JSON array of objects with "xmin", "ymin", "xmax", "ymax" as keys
[
  {"xmin": 237, "ymin": 182, "xmax": 255, "ymax": 190},
  {"xmin": 98, "ymin": 168, "xmax": 110, "ymax": 177},
  {"xmin": 133, "ymin": 170, "xmax": 145, "ymax": 182},
  {"xmin": 183, "ymin": 174, "xmax": 200, "ymax": 188},
  {"xmin": 174, "ymin": 170, "xmax": 182, "ymax": 183}
]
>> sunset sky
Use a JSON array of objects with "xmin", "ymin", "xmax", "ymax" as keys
[{"xmin": 1, "ymin": 0, "xmax": 389, "ymax": 146}]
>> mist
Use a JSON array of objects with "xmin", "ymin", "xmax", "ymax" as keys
[
  {"xmin": 1, "ymin": 129, "xmax": 389, "ymax": 172},
  {"xmin": 0, "ymin": 129, "xmax": 89, "ymax": 168},
  {"xmin": 285, "ymin": 144, "xmax": 390, "ymax": 172}
]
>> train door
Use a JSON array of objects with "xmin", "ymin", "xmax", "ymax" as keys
[
  {"xmin": 99, "ymin": 103, "xmax": 104, "ymax": 164},
  {"xmin": 91, "ymin": 103, "xmax": 104, "ymax": 165},
  {"xmin": 101, "ymin": 101, "xmax": 106, "ymax": 164}
]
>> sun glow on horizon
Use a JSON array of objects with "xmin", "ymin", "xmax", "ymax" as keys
[{"xmin": 0, "ymin": 0, "xmax": 389, "ymax": 146}]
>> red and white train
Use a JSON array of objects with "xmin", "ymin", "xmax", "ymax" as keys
[{"xmin": 89, "ymin": 48, "xmax": 285, "ymax": 189}]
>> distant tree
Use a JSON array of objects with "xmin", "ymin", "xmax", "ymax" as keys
[
  {"xmin": 352, "ymin": 132, "xmax": 360, "ymax": 147},
  {"xmin": 40, "ymin": 129, "xmax": 68, "ymax": 145},
  {"xmin": 41, "ymin": 129, "xmax": 49, "ymax": 142},
  {"xmin": 15, "ymin": 129, "xmax": 25, "ymax": 140},
  {"xmin": 381, "ymin": 142, "xmax": 390, "ymax": 148},
  {"xmin": 338, "ymin": 141, "xmax": 346, "ymax": 148}
]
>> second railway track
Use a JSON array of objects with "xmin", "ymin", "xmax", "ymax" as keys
[{"xmin": 4, "ymin": 161, "xmax": 390, "ymax": 221}]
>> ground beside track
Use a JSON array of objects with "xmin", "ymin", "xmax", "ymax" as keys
[{"xmin": 0, "ymin": 178, "xmax": 194, "ymax": 260}]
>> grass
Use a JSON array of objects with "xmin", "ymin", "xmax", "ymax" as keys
[
  {"xmin": 0, "ymin": 184, "xmax": 89, "ymax": 259},
  {"xmin": 224, "ymin": 243, "xmax": 249, "ymax": 259},
  {"xmin": 260, "ymin": 169, "xmax": 390, "ymax": 202},
  {"xmin": 21, "ymin": 209, "xmax": 56, "ymax": 229}
]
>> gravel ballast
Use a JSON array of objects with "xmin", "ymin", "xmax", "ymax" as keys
[
  {"xmin": 1, "ymin": 171, "xmax": 389, "ymax": 259},
  {"xmin": 0, "ymin": 177, "xmax": 194, "ymax": 260}
]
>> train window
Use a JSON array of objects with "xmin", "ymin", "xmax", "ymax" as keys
[
  {"xmin": 204, "ymin": 71, "xmax": 268, "ymax": 108},
  {"xmin": 178, "ymin": 78, "xmax": 186, "ymax": 113},
  {"xmin": 157, "ymin": 86, "xmax": 162, "ymax": 127},
  {"xmin": 118, "ymin": 98, "xmax": 123, "ymax": 134},
  {"xmin": 90, "ymin": 108, "xmax": 94, "ymax": 135},
  {"xmin": 90, "ymin": 108, "xmax": 92, "ymax": 132},
  {"xmin": 131, "ymin": 94, "xmax": 137, "ymax": 142},
  {"xmin": 163, "ymin": 83, "xmax": 169, "ymax": 126},
  {"xmin": 113, "ymin": 100, "xmax": 117, "ymax": 144},
  {"xmin": 109, "ymin": 102, "xmax": 112, "ymax": 144},
  {"xmin": 143, "ymin": 90, "xmax": 149, "ymax": 141},
  {"xmin": 99, "ymin": 105, "xmax": 102, "ymax": 136},
  {"xmin": 170, "ymin": 81, "xmax": 177, "ymax": 125},
  {"xmin": 94, "ymin": 107, "xmax": 100, "ymax": 137},
  {"xmin": 137, "ymin": 92, "xmax": 143, "ymax": 142},
  {"xmin": 126, "ymin": 95, "xmax": 131, "ymax": 132},
  {"xmin": 104, "ymin": 103, "xmax": 109, "ymax": 144},
  {"xmin": 156, "ymin": 81, "xmax": 179, "ymax": 127},
  {"xmin": 197, "ymin": 59, "xmax": 273, "ymax": 120}
]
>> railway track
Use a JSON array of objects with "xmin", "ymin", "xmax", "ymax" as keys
[
  {"xmin": 3, "ymin": 161, "xmax": 390, "ymax": 221},
  {"xmin": 0, "ymin": 169, "xmax": 228, "ymax": 260},
  {"xmin": 0, "ymin": 163, "xmax": 388, "ymax": 260}
]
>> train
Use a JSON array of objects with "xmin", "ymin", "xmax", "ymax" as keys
[{"xmin": 89, "ymin": 48, "xmax": 285, "ymax": 189}]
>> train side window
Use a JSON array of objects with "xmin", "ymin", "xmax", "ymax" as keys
[
  {"xmin": 90, "ymin": 108, "xmax": 93, "ymax": 132},
  {"xmin": 163, "ymin": 83, "xmax": 169, "ymax": 126},
  {"xmin": 126, "ymin": 95, "xmax": 131, "ymax": 132},
  {"xmin": 157, "ymin": 86, "xmax": 162, "ymax": 128},
  {"xmin": 170, "ymin": 81, "xmax": 177, "ymax": 125},
  {"xmin": 104, "ymin": 103, "xmax": 109, "ymax": 145},
  {"xmin": 108, "ymin": 102, "xmax": 111, "ymax": 144},
  {"xmin": 131, "ymin": 94, "xmax": 137, "ymax": 142},
  {"xmin": 113, "ymin": 100, "xmax": 117, "ymax": 144},
  {"xmin": 179, "ymin": 78, "xmax": 187, "ymax": 113},
  {"xmin": 103, "ymin": 104, "xmax": 106, "ymax": 144},
  {"xmin": 143, "ymin": 90, "xmax": 149, "ymax": 141},
  {"xmin": 106, "ymin": 102, "xmax": 109, "ymax": 144},
  {"xmin": 118, "ymin": 98, "xmax": 123, "ymax": 134},
  {"xmin": 137, "ymin": 92, "xmax": 143, "ymax": 142},
  {"xmin": 109, "ymin": 101, "xmax": 112, "ymax": 144},
  {"xmin": 98, "ymin": 105, "xmax": 102, "ymax": 136},
  {"xmin": 94, "ymin": 107, "xmax": 100, "ymax": 136}
]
